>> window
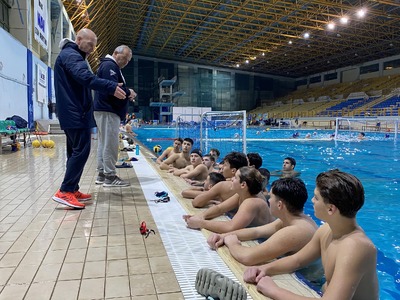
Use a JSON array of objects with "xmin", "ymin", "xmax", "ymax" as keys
[
  {"xmin": 360, "ymin": 64, "xmax": 379, "ymax": 75},
  {"xmin": 384, "ymin": 59, "xmax": 400, "ymax": 70},
  {"xmin": 296, "ymin": 79, "xmax": 307, "ymax": 86},
  {"xmin": 235, "ymin": 73, "xmax": 249, "ymax": 90},
  {"xmin": 0, "ymin": 0, "xmax": 10, "ymax": 31},
  {"xmin": 324, "ymin": 73, "xmax": 337, "ymax": 81},
  {"xmin": 310, "ymin": 76, "xmax": 321, "ymax": 83}
]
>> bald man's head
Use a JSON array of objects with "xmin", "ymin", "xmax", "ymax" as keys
[{"xmin": 76, "ymin": 28, "xmax": 97, "ymax": 55}]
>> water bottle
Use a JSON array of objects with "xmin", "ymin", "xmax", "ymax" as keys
[{"xmin": 135, "ymin": 144, "xmax": 140, "ymax": 155}]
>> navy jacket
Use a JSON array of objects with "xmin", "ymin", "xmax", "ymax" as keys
[
  {"xmin": 54, "ymin": 40, "xmax": 118, "ymax": 129},
  {"xmin": 94, "ymin": 56, "xmax": 131, "ymax": 120}
]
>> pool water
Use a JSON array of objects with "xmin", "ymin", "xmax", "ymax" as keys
[{"xmin": 135, "ymin": 126, "xmax": 400, "ymax": 299}]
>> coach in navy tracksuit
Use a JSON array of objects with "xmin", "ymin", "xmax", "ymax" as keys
[
  {"xmin": 94, "ymin": 45, "xmax": 136, "ymax": 187},
  {"xmin": 53, "ymin": 28, "xmax": 127, "ymax": 209}
]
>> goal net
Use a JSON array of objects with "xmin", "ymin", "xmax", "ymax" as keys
[
  {"xmin": 334, "ymin": 117, "xmax": 399, "ymax": 140},
  {"xmin": 176, "ymin": 110, "xmax": 247, "ymax": 158}
]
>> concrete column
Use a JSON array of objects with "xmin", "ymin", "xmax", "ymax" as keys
[{"xmin": 9, "ymin": 0, "xmax": 29, "ymax": 48}]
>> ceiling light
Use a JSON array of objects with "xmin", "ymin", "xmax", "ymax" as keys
[
  {"xmin": 357, "ymin": 9, "xmax": 366, "ymax": 18},
  {"xmin": 236, "ymin": 64, "xmax": 240, "ymax": 68},
  {"xmin": 340, "ymin": 17, "xmax": 348, "ymax": 24},
  {"xmin": 327, "ymin": 23, "xmax": 335, "ymax": 30},
  {"xmin": 288, "ymin": 40, "xmax": 293, "ymax": 44},
  {"xmin": 245, "ymin": 60, "xmax": 249, "ymax": 64},
  {"xmin": 303, "ymin": 32, "xmax": 310, "ymax": 39},
  {"xmin": 262, "ymin": 52, "xmax": 265, "ymax": 56}
]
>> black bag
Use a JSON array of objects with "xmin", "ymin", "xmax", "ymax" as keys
[{"xmin": 6, "ymin": 115, "xmax": 28, "ymax": 128}]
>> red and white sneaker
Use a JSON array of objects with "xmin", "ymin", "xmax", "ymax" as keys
[
  {"xmin": 74, "ymin": 191, "xmax": 92, "ymax": 201},
  {"xmin": 52, "ymin": 190, "xmax": 85, "ymax": 209}
]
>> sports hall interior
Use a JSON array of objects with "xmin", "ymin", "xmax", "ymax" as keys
[{"xmin": 1, "ymin": 0, "xmax": 400, "ymax": 299}]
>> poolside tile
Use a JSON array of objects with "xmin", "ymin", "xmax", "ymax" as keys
[
  {"xmin": 0, "ymin": 267, "xmax": 14, "ymax": 285},
  {"xmin": 107, "ymin": 259, "xmax": 129, "ymax": 277},
  {"xmin": 52, "ymin": 280, "xmax": 80, "ymax": 300},
  {"xmin": 8, "ymin": 264, "xmax": 39, "ymax": 284},
  {"xmin": 149, "ymin": 256, "xmax": 173, "ymax": 273},
  {"xmin": 157, "ymin": 292, "xmax": 185, "ymax": 300},
  {"xmin": 64, "ymin": 248, "xmax": 87, "ymax": 263},
  {"xmin": 0, "ymin": 252, "xmax": 25, "ymax": 268},
  {"xmin": 24, "ymin": 281, "xmax": 55, "ymax": 300},
  {"xmin": 153, "ymin": 272, "xmax": 180, "ymax": 294},
  {"xmin": 129, "ymin": 274, "xmax": 156, "ymax": 296},
  {"xmin": 105, "ymin": 276, "xmax": 130, "ymax": 298},
  {"xmin": 0, "ymin": 283, "xmax": 29, "ymax": 300},
  {"xmin": 128, "ymin": 258, "xmax": 151, "ymax": 275},
  {"xmin": 78, "ymin": 277, "xmax": 105, "ymax": 299},
  {"xmin": 33, "ymin": 263, "xmax": 62, "ymax": 282},
  {"xmin": 107, "ymin": 245, "xmax": 127, "ymax": 260},
  {"xmin": 58, "ymin": 262, "xmax": 84, "ymax": 280},
  {"xmin": 82, "ymin": 260, "xmax": 106, "ymax": 278},
  {"xmin": 86, "ymin": 246, "xmax": 107, "ymax": 261}
]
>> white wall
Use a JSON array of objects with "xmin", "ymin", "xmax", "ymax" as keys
[
  {"xmin": 173, "ymin": 107, "xmax": 212, "ymax": 122},
  {"xmin": 32, "ymin": 55, "xmax": 49, "ymax": 120},
  {"xmin": 0, "ymin": 28, "xmax": 28, "ymax": 120}
]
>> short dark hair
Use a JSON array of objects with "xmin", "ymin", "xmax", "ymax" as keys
[
  {"xmin": 284, "ymin": 157, "xmax": 296, "ymax": 168},
  {"xmin": 238, "ymin": 166, "xmax": 263, "ymax": 195},
  {"xmin": 175, "ymin": 138, "xmax": 183, "ymax": 143},
  {"xmin": 316, "ymin": 169, "xmax": 364, "ymax": 218},
  {"xmin": 223, "ymin": 152, "xmax": 248, "ymax": 170},
  {"xmin": 208, "ymin": 172, "xmax": 226, "ymax": 185},
  {"xmin": 210, "ymin": 148, "xmax": 220, "ymax": 157},
  {"xmin": 271, "ymin": 177, "xmax": 308, "ymax": 214},
  {"xmin": 184, "ymin": 138, "xmax": 194, "ymax": 145},
  {"xmin": 247, "ymin": 153, "xmax": 263, "ymax": 169},
  {"xmin": 203, "ymin": 154, "xmax": 215, "ymax": 162}
]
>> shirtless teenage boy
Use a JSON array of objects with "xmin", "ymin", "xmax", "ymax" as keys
[
  {"xmin": 156, "ymin": 138, "xmax": 183, "ymax": 164},
  {"xmin": 171, "ymin": 149, "xmax": 208, "ymax": 182},
  {"xmin": 184, "ymin": 167, "xmax": 273, "ymax": 233},
  {"xmin": 159, "ymin": 138, "xmax": 193, "ymax": 170},
  {"xmin": 181, "ymin": 172, "xmax": 226, "ymax": 199},
  {"xmin": 243, "ymin": 169, "xmax": 379, "ymax": 300},
  {"xmin": 207, "ymin": 177, "xmax": 317, "ymax": 265},
  {"xmin": 190, "ymin": 152, "xmax": 249, "ymax": 208}
]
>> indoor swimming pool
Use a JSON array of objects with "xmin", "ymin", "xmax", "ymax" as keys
[{"xmin": 135, "ymin": 126, "xmax": 400, "ymax": 299}]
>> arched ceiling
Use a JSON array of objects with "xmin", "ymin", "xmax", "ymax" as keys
[{"xmin": 62, "ymin": 0, "xmax": 400, "ymax": 78}]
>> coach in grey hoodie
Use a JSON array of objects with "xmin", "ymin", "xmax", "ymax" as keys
[{"xmin": 94, "ymin": 45, "xmax": 136, "ymax": 187}]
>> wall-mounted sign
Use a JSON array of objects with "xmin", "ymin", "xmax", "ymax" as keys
[{"xmin": 34, "ymin": 0, "xmax": 48, "ymax": 50}]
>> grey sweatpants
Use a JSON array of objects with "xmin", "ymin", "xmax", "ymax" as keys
[{"xmin": 94, "ymin": 111, "xmax": 121, "ymax": 176}]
